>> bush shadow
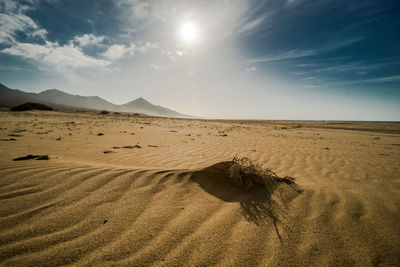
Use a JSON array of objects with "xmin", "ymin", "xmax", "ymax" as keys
[{"xmin": 191, "ymin": 161, "xmax": 302, "ymax": 243}]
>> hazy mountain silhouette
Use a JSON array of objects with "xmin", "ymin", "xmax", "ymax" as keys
[
  {"xmin": 119, "ymin": 97, "xmax": 183, "ymax": 117},
  {"xmin": 0, "ymin": 83, "xmax": 188, "ymax": 117},
  {"xmin": 37, "ymin": 89, "xmax": 117, "ymax": 111}
]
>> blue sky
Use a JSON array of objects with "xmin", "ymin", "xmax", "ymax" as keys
[{"xmin": 0, "ymin": 0, "xmax": 399, "ymax": 120}]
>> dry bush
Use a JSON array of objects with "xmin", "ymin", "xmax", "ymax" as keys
[
  {"xmin": 229, "ymin": 157, "xmax": 299, "ymax": 191},
  {"xmin": 11, "ymin": 102, "xmax": 53, "ymax": 111}
]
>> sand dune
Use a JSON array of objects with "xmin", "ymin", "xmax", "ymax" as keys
[{"xmin": 1, "ymin": 110, "xmax": 399, "ymax": 266}]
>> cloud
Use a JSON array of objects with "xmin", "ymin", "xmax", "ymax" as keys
[
  {"xmin": 361, "ymin": 75, "xmax": 400, "ymax": 83},
  {"xmin": 233, "ymin": 12, "xmax": 270, "ymax": 37},
  {"xmin": 101, "ymin": 44, "xmax": 136, "ymax": 60},
  {"xmin": 296, "ymin": 63, "xmax": 317, "ymax": 67},
  {"xmin": 202, "ymin": 0, "xmax": 273, "ymax": 39},
  {"xmin": 2, "ymin": 41, "xmax": 110, "ymax": 70},
  {"xmin": 30, "ymin": 28, "xmax": 48, "ymax": 39},
  {"xmin": 118, "ymin": 0, "xmax": 273, "ymax": 43},
  {"xmin": 132, "ymin": 1, "xmax": 151, "ymax": 20},
  {"xmin": 247, "ymin": 37, "xmax": 364, "ymax": 63},
  {"xmin": 312, "ymin": 61, "xmax": 394, "ymax": 74},
  {"xmin": 0, "ymin": 0, "xmax": 46, "ymax": 44},
  {"xmin": 101, "ymin": 42, "xmax": 158, "ymax": 60},
  {"xmin": 0, "ymin": 13, "xmax": 39, "ymax": 44},
  {"xmin": 73, "ymin": 34, "xmax": 105, "ymax": 47},
  {"xmin": 247, "ymin": 49, "xmax": 317, "ymax": 63},
  {"xmin": 323, "ymin": 75, "xmax": 400, "ymax": 87},
  {"xmin": 1, "ymin": 0, "xmax": 34, "ymax": 13},
  {"xmin": 136, "ymin": 42, "xmax": 159, "ymax": 52},
  {"xmin": 246, "ymin": 66, "xmax": 257, "ymax": 72},
  {"xmin": 286, "ymin": 0, "xmax": 300, "ymax": 6},
  {"xmin": 150, "ymin": 64, "xmax": 168, "ymax": 70}
]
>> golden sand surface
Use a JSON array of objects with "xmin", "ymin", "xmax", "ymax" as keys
[{"xmin": 1, "ymin": 110, "xmax": 399, "ymax": 266}]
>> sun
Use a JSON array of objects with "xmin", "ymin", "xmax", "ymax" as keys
[{"xmin": 180, "ymin": 21, "xmax": 199, "ymax": 44}]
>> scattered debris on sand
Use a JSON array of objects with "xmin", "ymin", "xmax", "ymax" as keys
[{"xmin": 123, "ymin": 145, "xmax": 141, "ymax": 149}]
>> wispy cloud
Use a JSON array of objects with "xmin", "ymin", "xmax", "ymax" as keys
[
  {"xmin": 30, "ymin": 28, "xmax": 48, "ymax": 39},
  {"xmin": 2, "ymin": 41, "xmax": 111, "ymax": 69},
  {"xmin": 313, "ymin": 61, "xmax": 395, "ymax": 74},
  {"xmin": 204, "ymin": 0, "xmax": 274, "ymax": 39},
  {"xmin": 101, "ymin": 44, "xmax": 135, "ymax": 60},
  {"xmin": 320, "ymin": 75, "xmax": 400, "ymax": 88},
  {"xmin": 118, "ymin": 0, "xmax": 273, "ymax": 43},
  {"xmin": 247, "ymin": 49, "xmax": 317, "ymax": 63},
  {"xmin": 361, "ymin": 75, "xmax": 400, "ymax": 83},
  {"xmin": 245, "ymin": 66, "xmax": 257, "ymax": 72},
  {"xmin": 0, "ymin": 0, "xmax": 46, "ymax": 44},
  {"xmin": 0, "ymin": 13, "xmax": 39, "ymax": 44},
  {"xmin": 247, "ymin": 37, "xmax": 364, "ymax": 63},
  {"xmin": 73, "ymin": 34, "xmax": 105, "ymax": 47},
  {"xmin": 101, "ymin": 42, "xmax": 158, "ymax": 60}
]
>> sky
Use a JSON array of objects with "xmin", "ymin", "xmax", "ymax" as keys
[{"xmin": 0, "ymin": 0, "xmax": 399, "ymax": 120}]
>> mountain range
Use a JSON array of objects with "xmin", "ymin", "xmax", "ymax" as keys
[{"xmin": 0, "ymin": 83, "xmax": 188, "ymax": 117}]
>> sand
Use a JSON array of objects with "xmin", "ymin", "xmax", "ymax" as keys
[{"xmin": 0, "ymin": 110, "xmax": 399, "ymax": 266}]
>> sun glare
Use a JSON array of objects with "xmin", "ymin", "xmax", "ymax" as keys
[{"xmin": 180, "ymin": 21, "xmax": 199, "ymax": 44}]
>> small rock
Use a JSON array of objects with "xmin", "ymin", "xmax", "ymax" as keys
[{"xmin": 13, "ymin": 154, "xmax": 49, "ymax": 161}]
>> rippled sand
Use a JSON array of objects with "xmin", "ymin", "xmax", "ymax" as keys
[{"xmin": 1, "ymin": 110, "xmax": 399, "ymax": 266}]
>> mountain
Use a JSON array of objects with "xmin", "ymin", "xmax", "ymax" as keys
[
  {"xmin": 38, "ymin": 89, "xmax": 117, "ymax": 111},
  {"xmin": 0, "ymin": 83, "xmax": 41, "ymax": 106},
  {"xmin": 120, "ymin": 97, "xmax": 183, "ymax": 117},
  {"xmin": 0, "ymin": 83, "xmax": 188, "ymax": 118}
]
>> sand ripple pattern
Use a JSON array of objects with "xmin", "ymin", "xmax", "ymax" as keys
[
  {"xmin": 1, "ymin": 113, "xmax": 400, "ymax": 266},
  {"xmin": 1, "ymin": 162, "xmax": 399, "ymax": 266}
]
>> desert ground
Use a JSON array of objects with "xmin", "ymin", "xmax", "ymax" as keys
[{"xmin": 0, "ymin": 110, "xmax": 399, "ymax": 266}]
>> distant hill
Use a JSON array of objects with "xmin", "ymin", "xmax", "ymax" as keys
[
  {"xmin": 120, "ymin": 97, "xmax": 183, "ymax": 117},
  {"xmin": 0, "ymin": 83, "xmax": 189, "ymax": 117}
]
